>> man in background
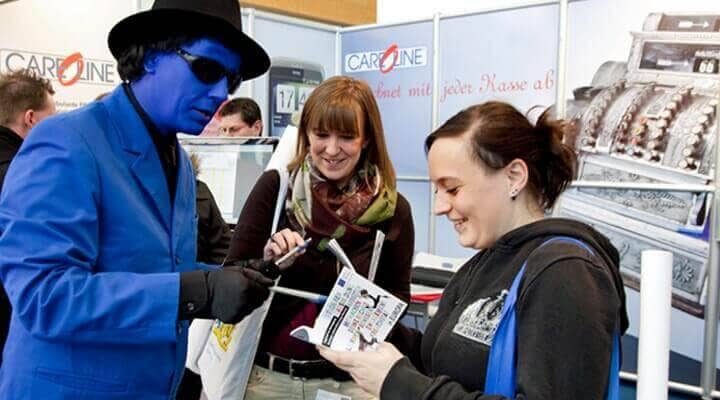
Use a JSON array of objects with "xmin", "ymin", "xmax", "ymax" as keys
[
  {"xmin": 0, "ymin": 68, "xmax": 56, "ymax": 367},
  {"xmin": 0, "ymin": 69, "xmax": 56, "ymax": 191},
  {"xmin": 0, "ymin": 0, "xmax": 273, "ymax": 397},
  {"xmin": 218, "ymin": 97, "xmax": 263, "ymax": 136}
]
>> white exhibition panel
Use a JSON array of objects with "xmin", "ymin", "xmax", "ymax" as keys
[
  {"xmin": 341, "ymin": 21, "xmax": 434, "ymax": 252},
  {"xmin": 233, "ymin": 15, "xmax": 253, "ymax": 100},
  {"xmin": 397, "ymin": 180, "xmax": 431, "ymax": 253},
  {"xmin": 251, "ymin": 16, "xmax": 337, "ymax": 136},
  {"xmin": 0, "ymin": 0, "xmax": 130, "ymax": 111},
  {"xmin": 437, "ymin": 4, "xmax": 560, "ymax": 122},
  {"xmin": 433, "ymin": 4, "xmax": 560, "ymax": 258},
  {"xmin": 341, "ymin": 21, "xmax": 435, "ymax": 178}
]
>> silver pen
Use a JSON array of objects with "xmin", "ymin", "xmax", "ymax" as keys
[
  {"xmin": 269, "ymin": 286, "xmax": 327, "ymax": 304},
  {"xmin": 275, "ymin": 237, "xmax": 313, "ymax": 265}
]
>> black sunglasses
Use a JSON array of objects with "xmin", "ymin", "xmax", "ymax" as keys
[{"xmin": 175, "ymin": 48, "xmax": 243, "ymax": 92}]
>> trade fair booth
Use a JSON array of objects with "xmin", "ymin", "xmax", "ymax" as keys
[{"xmin": 1, "ymin": 0, "xmax": 719, "ymax": 397}]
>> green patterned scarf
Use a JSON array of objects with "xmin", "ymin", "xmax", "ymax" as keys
[{"xmin": 286, "ymin": 154, "xmax": 397, "ymax": 246}]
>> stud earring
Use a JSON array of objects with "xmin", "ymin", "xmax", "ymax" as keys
[{"xmin": 510, "ymin": 189, "xmax": 517, "ymax": 201}]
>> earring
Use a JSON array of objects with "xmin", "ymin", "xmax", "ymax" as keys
[{"xmin": 510, "ymin": 189, "xmax": 517, "ymax": 201}]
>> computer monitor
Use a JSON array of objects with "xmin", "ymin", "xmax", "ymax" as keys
[{"xmin": 180, "ymin": 137, "xmax": 279, "ymax": 223}]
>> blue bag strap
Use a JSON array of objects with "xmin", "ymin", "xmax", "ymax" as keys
[
  {"xmin": 606, "ymin": 332, "xmax": 621, "ymax": 400},
  {"xmin": 483, "ymin": 260, "xmax": 526, "ymax": 397},
  {"xmin": 484, "ymin": 236, "xmax": 620, "ymax": 399}
]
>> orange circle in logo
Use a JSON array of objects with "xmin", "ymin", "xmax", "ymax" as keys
[
  {"xmin": 58, "ymin": 52, "xmax": 84, "ymax": 86},
  {"xmin": 379, "ymin": 44, "xmax": 399, "ymax": 74}
]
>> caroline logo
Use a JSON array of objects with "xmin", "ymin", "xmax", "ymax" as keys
[
  {"xmin": 0, "ymin": 49, "xmax": 118, "ymax": 86},
  {"xmin": 57, "ymin": 52, "xmax": 84, "ymax": 86},
  {"xmin": 345, "ymin": 44, "xmax": 427, "ymax": 74}
]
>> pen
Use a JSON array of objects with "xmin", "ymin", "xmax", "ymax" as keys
[
  {"xmin": 257, "ymin": 238, "xmax": 313, "ymax": 279},
  {"xmin": 270, "ymin": 286, "xmax": 327, "ymax": 304},
  {"xmin": 275, "ymin": 237, "xmax": 313, "ymax": 265}
]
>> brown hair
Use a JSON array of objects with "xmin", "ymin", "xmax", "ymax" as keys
[
  {"xmin": 218, "ymin": 97, "xmax": 261, "ymax": 124},
  {"xmin": 288, "ymin": 76, "xmax": 396, "ymax": 189},
  {"xmin": 425, "ymin": 101, "xmax": 576, "ymax": 210},
  {"xmin": 0, "ymin": 69, "xmax": 55, "ymax": 125}
]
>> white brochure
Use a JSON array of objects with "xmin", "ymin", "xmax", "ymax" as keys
[{"xmin": 290, "ymin": 267, "xmax": 407, "ymax": 351}]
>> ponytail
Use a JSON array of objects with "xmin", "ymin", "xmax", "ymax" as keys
[{"xmin": 534, "ymin": 108, "xmax": 577, "ymax": 209}]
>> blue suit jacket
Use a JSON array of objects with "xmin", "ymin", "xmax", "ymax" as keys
[{"xmin": 0, "ymin": 86, "xmax": 200, "ymax": 399}]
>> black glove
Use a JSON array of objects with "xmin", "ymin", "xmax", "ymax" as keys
[
  {"xmin": 248, "ymin": 259, "xmax": 282, "ymax": 280},
  {"xmin": 179, "ymin": 266, "xmax": 274, "ymax": 323},
  {"xmin": 224, "ymin": 258, "xmax": 282, "ymax": 280}
]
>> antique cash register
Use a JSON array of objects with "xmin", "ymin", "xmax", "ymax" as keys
[{"xmin": 557, "ymin": 13, "xmax": 720, "ymax": 314}]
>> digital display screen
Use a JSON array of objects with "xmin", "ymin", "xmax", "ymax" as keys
[
  {"xmin": 268, "ymin": 65, "xmax": 323, "ymax": 136},
  {"xmin": 639, "ymin": 42, "xmax": 720, "ymax": 75}
]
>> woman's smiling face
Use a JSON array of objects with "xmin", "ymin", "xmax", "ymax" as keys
[
  {"xmin": 428, "ymin": 135, "xmax": 512, "ymax": 249},
  {"xmin": 308, "ymin": 110, "xmax": 365, "ymax": 186}
]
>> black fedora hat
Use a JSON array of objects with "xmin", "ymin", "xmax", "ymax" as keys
[{"xmin": 108, "ymin": 0, "xmax": 270, "ymax": 81}]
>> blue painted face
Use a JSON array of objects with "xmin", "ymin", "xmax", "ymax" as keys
[{"xmin": 131, "ymin": 37, "xmax": 242, "ymax": 135}]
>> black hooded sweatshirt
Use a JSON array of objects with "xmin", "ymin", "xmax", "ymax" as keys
[{"xmin": 383, "ymin": 218, "xmax": 628, "ymax": 400}]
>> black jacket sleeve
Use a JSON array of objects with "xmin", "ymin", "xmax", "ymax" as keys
[
  {"xmin": 196, "ymin": 180, "xmax": 232, "ymax": 265},
  {"xmin": 381, "ymin": 258, "xmax": 618, "ymax": 400}
]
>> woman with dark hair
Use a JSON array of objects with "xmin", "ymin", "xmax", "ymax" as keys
[
  {"xmin": 226, "ymin": 76, "xmax": 414, "ymax": 400},
  {"xmin": 319, "ymin": 101, "xmax": 628, "ymax": 400}
]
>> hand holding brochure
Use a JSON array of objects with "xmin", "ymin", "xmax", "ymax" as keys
[{"xmin": 290, "ymin": 267, "xmax": 407, "ymax": 351}]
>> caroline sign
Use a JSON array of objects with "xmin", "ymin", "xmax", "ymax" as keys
[
  {"xmin": 345, "ymin": 44, "xmax": 428, "ymax": 74},
  {"xmin": 0, "ymin": 49, "xmax": 118, "ymax": 86}
]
